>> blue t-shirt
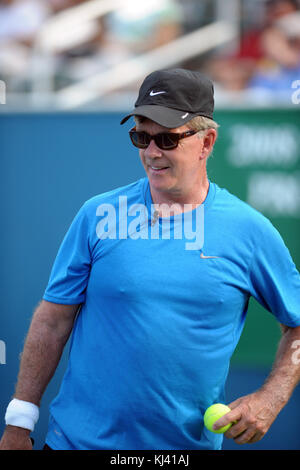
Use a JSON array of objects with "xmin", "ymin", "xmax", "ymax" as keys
[{"xmin": 43, "ymin": 178, "xmax": 300, "ymax": 450}]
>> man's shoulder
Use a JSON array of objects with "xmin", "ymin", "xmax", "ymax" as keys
[{"xmin": 213, "ymin": 183, "xmax": 276, "ymax": 234}]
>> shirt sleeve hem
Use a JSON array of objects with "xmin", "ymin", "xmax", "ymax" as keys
[
  {"xmin": 42, "ymin": 294, "xmax": 85, "ymax": 305},
  {"xmin": 277, "ymin": 317, "xmax": 300, "ymax": 328}
]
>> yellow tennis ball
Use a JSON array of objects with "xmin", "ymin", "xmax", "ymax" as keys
[{"xmin": 204, "ymin": 403, "xmax": 232, "ymax": 434}]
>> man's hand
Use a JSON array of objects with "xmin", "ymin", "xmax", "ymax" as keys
[
  {"xmin": 0, "ymin": 425, "xmax": 33, "ymax": 450},
  {"xmin": 214, "ymin": 325, "xmax": 300, "ymax": 445},
  {"xmin": 212, "ymin": 390, "xmax": 281, "ymax": 444}
]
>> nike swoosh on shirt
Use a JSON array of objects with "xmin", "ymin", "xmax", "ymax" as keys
[
  {"xmin": 149, "ymin": 90, "xmax": 167, "ymax": 96},
  {"xmin": 200, "ymin": 252, "xmax": 220, "ymax": 259}
]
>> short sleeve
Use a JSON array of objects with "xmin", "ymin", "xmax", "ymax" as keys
[
  {"xmin": 248, "ymin": 218, "xmax": 300, "ymax": 327},
  {"xmin": 43, "ymin": 203, "xmax": 92, "ymax": 305}
]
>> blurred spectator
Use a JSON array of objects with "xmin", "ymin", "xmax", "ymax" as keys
[
  {"xmin": 205, "ymin": 0, "xmax": 300, "ymax": 99},
  {"xmin": 256, "ymin": 0, "xmax": 300, "ymax": 68},
  {"xmin": 176, "ymin": 0, "xmax": 215, "ymax": 34},
  {"xmin": 0, "ymin": 0, "xmax": 49, "ymax": 42},
  {"xmin": 60, "ymin": 0, "xmax": 184, "ymax": 83},
  {"xmin": 0, "ymin": 0, "xmax": 50, "ymax": 90},
  {"xmin": 237, "ymin": 0, "xmax": 299, "ymax": 63},
  {"xmin": 104, "ymin": 0, "xmax": 183, "ymax": 55},
  {"xmin": 0, "ymin": 0, "xmax": 95, "ymax": 92},
  {"xmin": 248, "ymin": 8, "xmax": 300, "ymax": 100}
]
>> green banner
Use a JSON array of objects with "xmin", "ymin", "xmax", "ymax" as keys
[{"xmin": 211, "ymin": 109, "xmax": 300, "ymax": 366}]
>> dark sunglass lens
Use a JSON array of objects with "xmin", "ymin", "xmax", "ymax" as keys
[
  {"xmin": 130, "ymin": 130, "xmax": 181, "ymax": 150},
  {"xmin": 130, "ymin": 131, "xmax": 149, "ymax": 148},
  {"xmin": 157, "ymin": 133, "xmax": 178, "ymax": 149}
]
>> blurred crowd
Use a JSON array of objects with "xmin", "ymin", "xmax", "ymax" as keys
[
  {"xmin": 0, "ymin": 0, "xmax": 299, "ymax": 104},
  {"xmin": 205, "ymin": 0, "xmax": 300, "ymax": 103}
]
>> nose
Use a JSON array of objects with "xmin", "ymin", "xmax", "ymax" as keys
[{"xmin": 143, "ymin": 138, "xmax": 163, "ymax": 159}]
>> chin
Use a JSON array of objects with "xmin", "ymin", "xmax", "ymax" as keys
[
  {"xmin": 148, "ymin": 175, "xmax": 171, "ymax": 190},
  {"xmin": 150, "ymin": 182, "xmax": 178, "ymax": 196}
]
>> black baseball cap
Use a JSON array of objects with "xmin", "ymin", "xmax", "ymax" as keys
[{"xmin": 120, "ymin": 68, "xmax": 214, "ymax": 128}]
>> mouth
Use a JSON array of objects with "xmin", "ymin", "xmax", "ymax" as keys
[{"xmin": 148, "ymin": 165, "xmax": 170, "ymax": 174}]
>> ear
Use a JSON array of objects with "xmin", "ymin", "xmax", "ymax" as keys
[{"xmin": 200, "ymin": 129, "xmax": 217, "ymax": 160}]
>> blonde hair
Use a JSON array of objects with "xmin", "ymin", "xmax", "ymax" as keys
[
  {"xmin": 186, "ymin": 116, "xmax": 219, "ymax": 137},
  {"xmin": 187, "ymin": 116, "xmax": 219, "ymax": 159},
  {"xmin": 134, "ymin": 115, "xmax": 219, "ymax": 134}
]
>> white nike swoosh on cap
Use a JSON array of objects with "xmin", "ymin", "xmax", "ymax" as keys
[
  {"xmin": 149, "ymin": 90, "xmax": 167, "ymax": 96},
  {"xmin": 181, "ymin": 113, "xmax": 189, "ymax": 119}
]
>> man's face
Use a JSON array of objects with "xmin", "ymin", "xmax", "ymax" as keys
[{"xmin": 136, "ymin": 118, "xmax": 215, "ymax": 200}]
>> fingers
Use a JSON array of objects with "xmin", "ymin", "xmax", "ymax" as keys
[
  {"xmin": 223, "ymin": 419, "xmax": 247, "ymax": 440},
  {"xmin": 247, "ymin": 432, "xmax": 264, "ymax": 444},
  {"xmin": 212, "ymin": 407, "xmax": 241, "ymax": 432},
  {"xmin": 213, "ymin": 399, "xmax": 267, "ymax": 445},
  {"xmin": 224, "ymin": 421, "xmax": 263, "ymax": 445}
]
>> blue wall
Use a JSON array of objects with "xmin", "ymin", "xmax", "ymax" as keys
[{"xmin": 0, "ymin": 112, "xmax": 299, "ymax": 450}]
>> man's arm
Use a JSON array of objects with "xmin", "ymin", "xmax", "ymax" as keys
[
  {"xmin": 213, "ymin": 324, "xmax": 300, "ymax": 444},
  {"xmin": 0, "ymin": 300, "xmax": 80, "ymax": 450}
]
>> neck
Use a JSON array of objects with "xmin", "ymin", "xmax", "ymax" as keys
[{"xmin": 150, "ymin": 175, "xmax": 210, "ymax": 217}]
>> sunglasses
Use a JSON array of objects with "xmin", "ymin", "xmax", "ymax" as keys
[{"xmin": 129, "ymin": 127, "xmax": 197, "ymax": 150}]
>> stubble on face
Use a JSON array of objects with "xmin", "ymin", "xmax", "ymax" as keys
[{"xmin": 136, "ymin": 119, "xmax": 209, "ymax": 207}]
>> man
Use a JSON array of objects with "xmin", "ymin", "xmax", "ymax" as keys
[{"xmin": 1, "ymin": 68, "xmax": 300, "ymax": 450}]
